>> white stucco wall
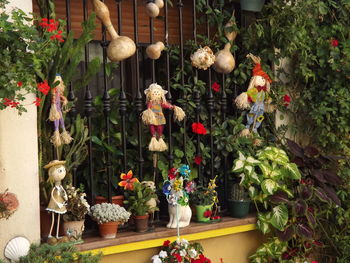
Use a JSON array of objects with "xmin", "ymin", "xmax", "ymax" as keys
[{"xmin": 0, "ymin": 0, "xmax": 40, "ymax": 261}]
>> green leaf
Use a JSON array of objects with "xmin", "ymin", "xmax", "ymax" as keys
[
  {"xmin": 270, "ymin": 205, "xmax": 288, "ymax": 231},
  {"xmin": 281, "ymin": 163, "xmax": 301, "ymax": 180},
  {"xmin": 261, "ymin": 179, "xmax": 278, "ymax": 195},
  {"xmin": 233, "ymin": 159, "xmax": 245, "ymax": 172}
]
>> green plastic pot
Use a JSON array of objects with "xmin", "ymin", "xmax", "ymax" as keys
[
  {"xmin": 228, "ymin": 200, "xmax": 251, "ymax": 218},
  {"xmin": 195, "ymin": 205, "xmax": 213, "ymax": 222},
  {"xmin": 240, "ymin": 0, "xmax": 265, "ymax": 12}
]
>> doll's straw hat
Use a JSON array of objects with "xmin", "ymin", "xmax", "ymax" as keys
[{"xmin": 44, "ymin": 160, "xmax": 66, "ymax": 169}]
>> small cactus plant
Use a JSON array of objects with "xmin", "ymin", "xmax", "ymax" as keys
[
  {"xmin": 229, "ymin": 184, "xmax": 249, "ymax": 201},
  {"xmin": 89, "ymin": 203, "xmax": 130, "ymax": 224}
]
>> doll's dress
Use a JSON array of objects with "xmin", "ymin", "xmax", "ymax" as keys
[
  {"xmin": 149, "ymin": 102, "xmax": 166, "ymax": 126},
  {"xmin": 46, "ymin": 185, "xmax": 67, "ymax": 214}
]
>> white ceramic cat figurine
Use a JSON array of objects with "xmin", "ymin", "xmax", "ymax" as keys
[{"xmin": 167, "ymin": 204, "xmax": 192, "ymax": 228}]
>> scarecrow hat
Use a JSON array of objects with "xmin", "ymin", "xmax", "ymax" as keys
[
  {"xmin": 252, "ymin": 63, "xmax": 272, "ymax": 83},
  {"xmin": 144, "ymin": 83, "xmax": 168, "ymax": 95},
  {"xmin": 44, "ymin": 160, "xmax": 66, "ymax": 169}
]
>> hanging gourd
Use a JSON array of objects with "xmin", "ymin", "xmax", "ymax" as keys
[
  {"xmin": 146, "ymin": 41, "xmax": 165, "ymax": 60},
  {"xmin": 146, "ymin": 0, "xmax": 164, "ymax": 18},
  {"xmin": 91, "ymin": 0, "xmax": 136, "ymax": 62},
  {"xmin": 213, "ymin": 11, "xmax": 237, "ymax": 74}
]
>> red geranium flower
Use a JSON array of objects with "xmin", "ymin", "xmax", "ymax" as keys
[
  {"xmin": 37, "ymin": 81, "xmax": 50, "ymax": 95},
  {"xmin": 17, "ymin": 81, "xmax": 22, "ymax": 87},
  {"xmin": 10, "ymin": 101, "xmax": 19, "ymax": 108},
  {"xmin": 50, "ymin": 30, "xmax": 64, "ymax": 42},
  {"xmin": 203, "ymin": 209, "xmax": 212, "ymax": 218},
  {"xmin": 172, "ymin": 253, "xmax": 182, "ymax": 262},
  {"xmin": 330, "ymin": 39, "xmax": 339, "ymax": 47},
  {"xmin": 211, "ymin": 82, "xmax": 220, "ymax": 93},
  {"xmin": 33, "ymin": 97, "xmax": 41, "ymax": 107},
  {"xmin": 192, "ymin": 122, "xmax": 207, "ymax": 135},
  {"xmin": 3, "ymin": 98, "xmax": 12, "ymax": 107},
  {"xmin": 191, "ymin": 254, "xmax": 211, "ymax": 263},
  {"xmin": 163, "ymin": 240, "xmax": 171, "ymax": 247},
  {"xmin": 283, "ymin": 94, "xmax": 291, "ymax": 106},
  {"xmin": 118, "ymin": 170, "xmax": 139, "ymax": 191},
  {"xmin": 194, "ymin": 156, "xmax": 202, "ymax": 165}
]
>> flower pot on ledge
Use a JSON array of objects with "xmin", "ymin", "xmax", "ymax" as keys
[
  {"xmin": 195, "ymin": 205, "xmax": 213, "ymax": 223},
  {"xmin": 63, "ymin": 220, "xmax": 85, "ymax": 240},
  {"xmin": 94, "ymin": 195, "xmax": 124, "ymax": 206},
  {"xmin": 98, "ymin": 221, "xmax": 119, "ymax": 239},
  {"xmin": 134, "ymin": 214, "xmax": 149, "ymax": 232},
  {"xmin": 228, "ymin": 200, "xmax": 251, "ymax": 218}
]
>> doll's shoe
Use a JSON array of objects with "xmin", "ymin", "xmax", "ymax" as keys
[
  {"xmin": 61, "ymin": 129, "xmax": 73, "ymax": 144},
  {"xmin": 50, "ymin": 130, "xmax": 62, "ymax": 147}
]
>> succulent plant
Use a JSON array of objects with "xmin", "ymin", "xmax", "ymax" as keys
[
  {"xmin": 89, "ymin": 203, "xmax": 130, "ymax": 224},
  {"xmin": 229, "ymin": 184, "xmax": 249, "ymax": 201}
]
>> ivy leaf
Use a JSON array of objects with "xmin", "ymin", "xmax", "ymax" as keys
[
  {"xmin": 261, "ymin": 179, "xmax": 278, "ymax": 195},
  {"xmin": 269, "ymin": 205, "xmax": 288, "ymax": 231}
]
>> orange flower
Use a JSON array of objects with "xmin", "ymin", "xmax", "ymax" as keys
[{"xmin": 118, "ymin": 170, "xmax": 139, "ymax": 190}]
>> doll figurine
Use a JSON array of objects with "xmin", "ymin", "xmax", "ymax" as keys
[
  {"xmin": 235, "ymin": 54, "xmax": 274, "ymax": 136},
  {"xmin": 49, "ymin": 74, "xmax": 73, "ymax": 148},
  {"xmin": 141, "ymin": 83, "xmax": 185, "ymax": 152},
  {"xmin": 44, "ymin": 160, "xmax": 68, "ymax": 239}
]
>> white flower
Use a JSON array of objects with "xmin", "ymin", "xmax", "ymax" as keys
[
  {"xmin": 159, "ymin": 250, "xmax": 167, "ymax": 259},
  {"xmin": 180, "ymin": 250, "xmax": 187, "ymax": 257},
  {"xmin": 151, "ymin": 255, "xmax": 162, "ymax": 263},
  {"xmin": 181, "ymin": 239, "xmax": 189, "ymax": 247},
  {"xmin": 189, "ymin": 248, "xmax": 197, "ymax": 258}
]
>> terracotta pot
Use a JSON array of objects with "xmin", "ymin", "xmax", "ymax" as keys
[
  {"xmin": 98, "ymin": 221, "xmax": 119, "ymax": 239},
  {"xmin": 94, "ymin": 195, "xmax": 124, "ymax": 206},
  {"xmin": 134, "ymin": 214, "xmax": 149, "ymax": 233},
  {"xmin": 63, "ymin": 220, "xmax": 85, "ymax": 240}
]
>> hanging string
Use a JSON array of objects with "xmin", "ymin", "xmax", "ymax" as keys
[{"xmin": 176, "ymin": 203, "xmax": 180, "ymax": 241}]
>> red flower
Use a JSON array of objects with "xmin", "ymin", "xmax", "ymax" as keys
[
  {"xmin": 300, "ymin": 179, "xmax": 306, "ymax": 184},
  {"xmin": 172, "ymin": 253, "xmax": 182, "ymax": 262},
  {"xmin": 311, "ymin": 261, "xmax": 318, "ymax": 263},
  {"xmin": 313, "ymin": 240, "xmax": 323, "ymax": 247},
  {"xmin": 220, "ymin": 259, "xmax": 223, "ymax": 263},
  {"xmin": 163, "ymin": 240, "xmax": 171, "ymax": 247},
  {"xmin": 17, "ymin": 81, "xmax": 23, "ymax": 87},
  {"xmin": 248, "ymin": 96, "xmax": 253, "ymax": 103},
  {"xmin": 50, "ymin": 30, "xmax": 64, "ymax": 42},
  {"xmin": 211, "ymin": 215, "xmax": 221, "ymax": 220},
  {"xmin": 194, "ymin": 156, "xmax": 202, "ymax": 165},
  {"xmin": 10, "ymin": 101, "xmax": 19, "ymax": 108},
  {"xmin": 203, "ymin": 209, "xmax": 212, "ymax": 218},
  {"xmin": 211, "ymin": 82, "xmax": 220, "ymax": 92},
  {"xmin": 283, "ymin": 94, "xmax": 291, "ymax": 106},
  {"xmin": 39, "ymin": 18, "xmax": 48, "ymax": 28},
  {"xmin": 33, "ymin": 97, "xmax": 41, "ymax": 107},
  {"xmin": 168, "ymin": 168, "xmax": 177, "ymax": 180},
  {"xmin": 118, "ymin": 170, "xmax": 139, "ymax": 191},
  {"xmin": 37, "ymin": 81, "xmax": 50, "ymax": 95},
  {"xmin": 330, "ymin": 39, "xmax": 339, "ymax": 47},
  {"xmin": 192, "ymin": 254, "xmax": 211, "ymax": 263},
  {"xmin": 3, "ymin": 98, "xmax": 12, "ymax": 107},
  {"xmin": 192, "ymin": 122, "xmax": 207, "ymax": 135}
]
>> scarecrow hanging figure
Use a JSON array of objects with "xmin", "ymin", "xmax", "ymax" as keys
[
  {"xmin": 142, "ymin": 83, "xmax": 185, "ymax": 152},
  {"xmin": 235, "ymin": 54, "xmax": 274, "ymax": 136},
  {"xmin": 49, "ymin": 74, "xmax": 73, "ymax": 147}
]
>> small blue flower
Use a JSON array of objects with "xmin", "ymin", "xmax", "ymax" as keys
[
  {"xmin": 162, "ymin": 182, "xmax": 171, "ymax": 195},
  {"xmin": 178, "ymin": 164, "xmax": 190, "ymax": 177}
]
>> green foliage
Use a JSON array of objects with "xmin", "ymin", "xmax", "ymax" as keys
[
  {"xmin": 124, "ymin": 182, "xmax": 158, "ymax": 216},
  {"xmin": 244, "ymin": 0, "xmax": 350, "ymax": 155},
  {"xmin": 190, "ymin": 185, "xmax": 215, "ymax": 206},
  {"xmin": 19, "ymin": 243, "xmax": 101, "ymax": 263}
]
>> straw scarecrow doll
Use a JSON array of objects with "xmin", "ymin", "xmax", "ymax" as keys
[
  {"xmin": 235, "ymin": 54, "xmax": 274, "ymax": 136},
  {"xmin": 44, "ymin": 160, "xmax": 68, "ymax": 239},
  {"xmin": 49, "ymin": 74, "xmax": 73, "ymax": 147},
  {"xmin": 141, "ymin": 83, "xmax": 185, "ymax": 152}
]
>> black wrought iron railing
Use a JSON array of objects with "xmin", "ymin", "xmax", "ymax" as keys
[{"xmin": 62, "ymin": 0, "xmax": 244, "ymax": 209}]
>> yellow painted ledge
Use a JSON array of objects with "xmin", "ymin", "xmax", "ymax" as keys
[{"xmin": 84, "ymin": 223, "xmax": 256, "ymax": 256}]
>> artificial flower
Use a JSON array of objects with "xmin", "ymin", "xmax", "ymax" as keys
[
  {"xmin": 168, "ymin": 168, "xmax": 177, "ymax": 180},
  {"xmin": 151, "ymin": 255, "xmax": 162, "ymax": 263},
  {"xmin": 211, "ymin": 82, "xmax": 220, "ymax": 92},
  {"xmin": 173, "ymin": 179, "xmax": 183, "ymax": 192},
  {"xmin": 313, "ymin": 240, "xmax": 323, "ymax": 247},
  {"xmin": 0, "ymin": 191, "xmax": 19, "ymax": 212},
  {"xmin": 180, "ymin": 250, "xmax": 187, "ymax": 257},
  {"xmin": 163, "ymin": 240, "xmax": 171, "ymax": 247},
  {"xmin": 178, "ymin": 195, "xmax": 189, "ymax": 206},
  {"xmin": 208, "ymin": 176, "xmax": 217, "ymax": 190},
  {"xmin": 283, "ymin": 94, "xmax": 291, "ymax": 106},
  {"xmin": 311, "ymin": 261, "xmax": 318, "ymax": 263},
  {"xmin": 37, "ymin": 81, "xmax": 50, "ymax": 95},
  {"xmin": 185, "ymin": 181, "xmax": 196, "ymax": 193},
  {"xmin": 194, "ymin": 156, "xmax": 202, "ymax": 165},
  {"xmin": 211, "ymin": 216, "xmax": 221, "ymax": 220},
  {"xmin": 203, "ymin": 209, "xmax": 212, "ymax": 218},
  {"xmin": 17, "ymin": 81, "xmax": 22, "ymax": 87},
  {"xmin": 118, "ymin": 170, "xmax": 139, "ymax": 190},
  {"xmin": 330, "ymin": 39, "xmax": 339, "ymax": 47},
  {"xmin": 33, "ymin": 97, "xmax": 41, "ymax": 107},
  {"xmin": 189, "ymin": 248, "xmax": 198, "ymax": 258},
  {"xmin": 163, "ymin": 182, "xmax": 171, "ymax": 195},
  {"xmin": 159, "ymin": 250, "xmax": 168, "ymax": 259},
  {"xmin": 192, "ymin": 122, "xmax": 207, "ymax": 135},
  {"xmin": 179, "ymin": 164, "xmax": 190, "ymax": 177},
  {"xmin": 172, "ymin": 253, "xmax": 182, "ymax": 262}
]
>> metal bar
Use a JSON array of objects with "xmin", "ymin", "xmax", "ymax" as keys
[
  {"xmin": 116, "ymin": 0, "xmax": 127, "ymax": 173},
  {"xmin": 133, "ymin": 0, "xmax": 144, "ymax": 180},
  {"xmin": 206, "ymin": 0, "xmax": 214, "ymax": 179},
  {"xmin": 221, "ymin": 74, "xmax": 228, "ymax": 203},
  {"xmin": 82, "ymin": 0, "xmax": 94, "ymax": 203},
  {"xmin": 177, "ymin": 0, "xmax": 186, "ymax": 162},
  {"xmin": 164, "ymin": 0, "xmax": 173, "ymax": 169},
  {"xmin": 101, "ymin": 0, "xmax": 112, "ymax": 203},
  {"xmin": 150, "ymin": 17, "xmax": 155, "ymax": 82}
]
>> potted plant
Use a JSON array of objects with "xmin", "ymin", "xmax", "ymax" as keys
[
  {"xmin": 227, "ymin": 183, "xmax": 250, "ymax": 218},
  {"xmin": 89, "ymin": 203, "xmax": 130, "ymax": 239},
  {"xmin": 240, "ymin": 0, "xmax": 265, "ymax": 12},
  {"xmin": 124, "ymin": 181, "xmax": 157, "ymax": 232},
  {"xmin": 62, "ymin": 185, "xmax": 90, "ymax": 241},
  {"xmin": 190, "ymin": 177, "xmax": 219, "ymax": 223}
]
